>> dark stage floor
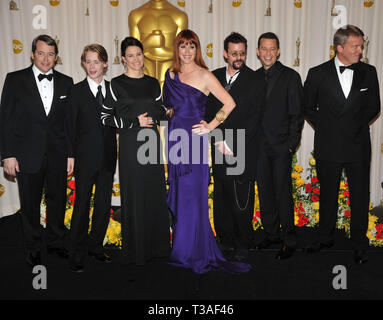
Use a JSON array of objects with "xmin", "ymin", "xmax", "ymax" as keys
[{"xmin": 1, "ymin": 213, "xmax": 382, "ymax": 303}]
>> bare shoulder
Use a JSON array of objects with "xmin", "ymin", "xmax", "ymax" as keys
[
  {"xmin": 198, "ymin": 68, "xmax": 216, "ymax": 84},
  {"xmin": 169, "ymin": 68, "xmax": 175, "ymax": 80}
]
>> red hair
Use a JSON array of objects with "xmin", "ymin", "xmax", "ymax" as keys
[{"xmin": 172, "ymin": 29, "xmax": 208, "ymax": 74}]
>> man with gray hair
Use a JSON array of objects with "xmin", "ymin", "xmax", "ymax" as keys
[{"xmin": 303, "ymin": 25, "xmax": 380, "ymax": 264}]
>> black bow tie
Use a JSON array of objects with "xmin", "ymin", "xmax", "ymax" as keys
[
  {"xmin": 38, "ymin": 73, "xmax": 53, "ymax": 81},
  {"xmin": 339, "ymin": 65, "xmax": 355, "ymax": 74}
]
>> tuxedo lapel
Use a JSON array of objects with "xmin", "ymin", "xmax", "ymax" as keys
[
  {"xmin": 48, "ymin": 70, "xmax": 61, "ymax": 118},
  {"xmin": 325, "ymin": 60, "xmax": 348, "ymax": 115},
  {"xmin": 339, "ymin": 63, "xmax": 365, "ymax": 116},
  {"xmin": 266, "ymin": 64, "xmax": 284, "ymax": 100},
  {"xmin": 327, "ymin": 60, "xmax": 346, "ymax": 101},
  {"xmin": 25, "ymin": 66, "xmax": 47, "ymax": 118},
  {"xmin": 217, "ymin": 68, "xmax": 227, "ymax": 87},
  {"xmin": 82, "ymin": 79, "xmax": 104, "ymax": 127}
]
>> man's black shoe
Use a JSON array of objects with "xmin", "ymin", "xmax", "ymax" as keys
[
  {"xmin": 218, "ymin": 243, "xmax": 235, "ymax": 253},
  {"xmin": 47, "ymin": 247, "xmax": 69, "ymax": 259},
  {"xmin": 233, "ymin": 248, "xmax": 249, "ymax": 262},
  {"xmin": 302, "ymin": 241, "xmax": 334, "ymax": 253},
  {"xmin": 69, "ymin": 264, "xmax": 84, "ymax": 273},
  {"xmin": 89, "ymin": 251, "xmax": 112, "ymax": 263},
  {"xmin": 354, "ymin": 249, "xmax": 368, "ymax": 264},
  {"xmin": 275, "ymin": 245, "xmax": 295, "ymax": 260},
  {"xmin": 255, "ymin": 238, "xmax": 281, "ymax": 251}
]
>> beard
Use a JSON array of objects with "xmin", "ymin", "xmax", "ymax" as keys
[{"xmin": 232, "ymin": 59, "xmax": 244, "ymax": 70}]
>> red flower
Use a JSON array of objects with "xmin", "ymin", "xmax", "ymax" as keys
[
  {"xmin": 344, "ymin": 210, "xmax": 351, "ymax": 218},
  {"xmin": 313, "ymin": 187, "xmax": 320, "ymax": 194},
  {"xmin": 311, "ymin": 195, "xmax": 319, "ymax": 202},
  {"xmin": 343, "ymin": 190, "xmax": 349, "ymax": 197},
  {"xmin": 297, "ymin": 215, "xmax": 309, "ymax": 227},
  {"xmin": 68, "ymin": 192, "xmax": 76, "ymax": 203},
  {"xmin": 311, "ymin": 177, "xmax": 319, "ymax": 184},
  {"xmin": 68, "ymin": 180, "xmax": 76, "ymax": 190},
  {"xmin": 305, "ymin": 183, "xmax": 313, "ymax": 193}
]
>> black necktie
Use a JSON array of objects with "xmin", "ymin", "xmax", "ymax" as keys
[
  {"xmin": 38, "ymin": 73, "xmax": 53, "ymax": 81},
  {"xmin": 339, "ymin": 65, "xmax": 355, "ymax": 74},
  {"xmin": 96, "ymin": 85, "xmax": 103, "ymax": 108},
  {"xmin": 225, "ymin": 71, "xmax": 240, "ymax": 91}
]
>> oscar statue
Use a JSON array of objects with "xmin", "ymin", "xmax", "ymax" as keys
[{"xmin": 128, "ymin": 0, "xmax": 188, "ymax": 87}]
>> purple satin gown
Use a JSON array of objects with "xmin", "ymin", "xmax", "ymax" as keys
[{"xmin": 163, "ymin": 70, "xmax": 251, "ymax": 274}]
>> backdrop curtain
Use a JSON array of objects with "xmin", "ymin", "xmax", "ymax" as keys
[{"xmin": 0, "ymin": 0, "xmax": 382, "ymax": 219}]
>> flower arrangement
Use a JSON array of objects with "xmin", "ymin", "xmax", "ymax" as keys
[{"xmin": 40, "ymin": 151, "xmax": 383, "ymax": 247}]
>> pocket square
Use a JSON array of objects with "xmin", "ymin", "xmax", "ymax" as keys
[
  {"xmin": 60, "ymin": 95, "xmax": 67, "ymax": 99},
  {"xmin": 360, "ymin": 88, "xmax": 368, "ymax": 92}
]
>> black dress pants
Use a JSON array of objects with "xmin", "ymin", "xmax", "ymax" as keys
[
  {"xmin": 256, "ymin": 142, "xmax": 296, "ymax": 248},
  {"xmin": 69, "ymin": 164, "xmax": 114, "ymax": 264},
  {"xmin": 315, "ymin": 159, "xmax": 370, "ymax": 250},
  {"xmin": 213, "ymin": 176, "xmax": 255, "ymax": 250},
  {"xmin": 17, "ymin": 156, "xmax": 68, "ymax": 253}
]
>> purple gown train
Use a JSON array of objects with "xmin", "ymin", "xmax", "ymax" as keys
[{"xmin": 163, "ymin": 70, "xmax": 251, "ymax": 274}]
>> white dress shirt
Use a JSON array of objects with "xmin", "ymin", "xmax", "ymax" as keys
[
  {"xmin": 87, "ymin": 76, "xmax": 106, "ymax": 99},
  {"xmin": 225, "ymin": 68, "xmax": 241, "ymax": 86},
  {"xmin": 221, "ymin": 68, "xmax": 241, "ymax": 154},
  {"xmin": 334, "ymin": 55, "xmax": 354, "ymax": 99},
  {"xmin": 32, "ymin": 65, "xmax": 54, "ymax": 115}
]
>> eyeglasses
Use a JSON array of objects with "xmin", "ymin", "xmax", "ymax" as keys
[{"xmin": 228, "ymin": 51, "xmax": 246, "ymax": 58}]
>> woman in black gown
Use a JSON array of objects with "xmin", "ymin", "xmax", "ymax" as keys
[{"xmin": 101, "ymin": 37, "xmax": 172, "ymax": 265}]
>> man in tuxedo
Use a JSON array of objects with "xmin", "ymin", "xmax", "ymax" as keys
[
  {"xmin": 303, "ymin": 25, "xmax": 380, "ymax": 264},
  {"xmin": 68, "ymin": 44, "xmax": 117, "ymax": 272},
  {"xmin": 254, "ymin": 32, "xmax": 304, "ymax": 260},
  {"xmin": 206, "ymin": 32, "xmax": 266, "ymax": 262},
  {"xmin": 0, "ymin": 34, "xmax": 74, "ymax": 267}
]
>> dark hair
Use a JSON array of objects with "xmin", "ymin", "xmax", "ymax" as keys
[
  {"xmin": 121, "ymin": 36, "xmax": 143, "ymax": 57},
  {"xmin": 257, "ymin": 32, "xmax": 280, "ymax": 49},
  {"xmin": 334, "ymin": 25, "xmax": 364, "ymax": 53},
  {"xmin": 224, "ymin": 32, "xmax": 248, "ymax": 52},
  {"xmin": 31, "ymin": 34, "xmax": 58, "ymax": 55},
  {"xmin": 172, "ymin": 29, "xmax": 208, "ymax": 74},
  {"xmin": 81, "ymin": 44, "xmax": 108, "ymax": 74}
]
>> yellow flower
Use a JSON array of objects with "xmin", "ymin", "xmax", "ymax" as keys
[
  {"xmin": 64, "ymin": 208, "xmax": 73, "ymax": 227},
  {"xmin": 296, "ymin": 179, "xmax": 306, "ymax": 187},
  {"xmin": 313, "ymin": 202, "xmax": 320, "ymax": 210},
  {"xmin": 208, "ymin": 183, "xmax": 214, "ymax": 195},
  {"xmin": 112, "ymin": 184, "xmax": 120, "ymax": 196},
  {"xmin": 294, "ymin": 164, "xmax": 303, "ymax": 173},
  {"xmin": 291, "ymin": 172, "xmax": 301, "ymax": 180},
  {"xmin": 309, "ymin": 157, "xmax": 316, "ymax": 166}
]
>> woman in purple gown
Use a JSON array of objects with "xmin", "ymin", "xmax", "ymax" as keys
[{"xmin": 163, "ymin": 30, "xmax": 251, "ymax": 274}]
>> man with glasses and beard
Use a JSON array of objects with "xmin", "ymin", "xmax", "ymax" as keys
[{"xmin": 206, "ymin": 32, "xmax": 266, "ymax": 262}]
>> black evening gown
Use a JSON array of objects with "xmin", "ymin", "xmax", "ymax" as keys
[{"xmin": 102, "ymin": 74, "xmax": 170, "ymax": 265}]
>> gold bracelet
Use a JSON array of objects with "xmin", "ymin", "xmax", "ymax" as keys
[{"xmin": 215, "ymin": 109, "xmax": 227, "ymax": 123}]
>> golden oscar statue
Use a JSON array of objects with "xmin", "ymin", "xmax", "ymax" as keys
[{"xmin": 129, "ymin": 0, "xmax": 188, "ymax": 86}]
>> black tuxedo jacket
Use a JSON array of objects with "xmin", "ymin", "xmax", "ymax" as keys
[
  {"xmin": 69, "ymin": 79, "xmax": 117, "ymax": 173},
  {"xmin": 304, "ymin": 59, "xmax": 380, "ymax": 162},
  {"xmin": 206, "ymin": 65, "xmax": 266, "ymax": 180},
  {"xmin": 254, "ymin": 61, "xmax": 304, "ymax": 154},
  {"xmin": 0, "ymin": 65, "xmax": 74, "ymax": 173}
]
